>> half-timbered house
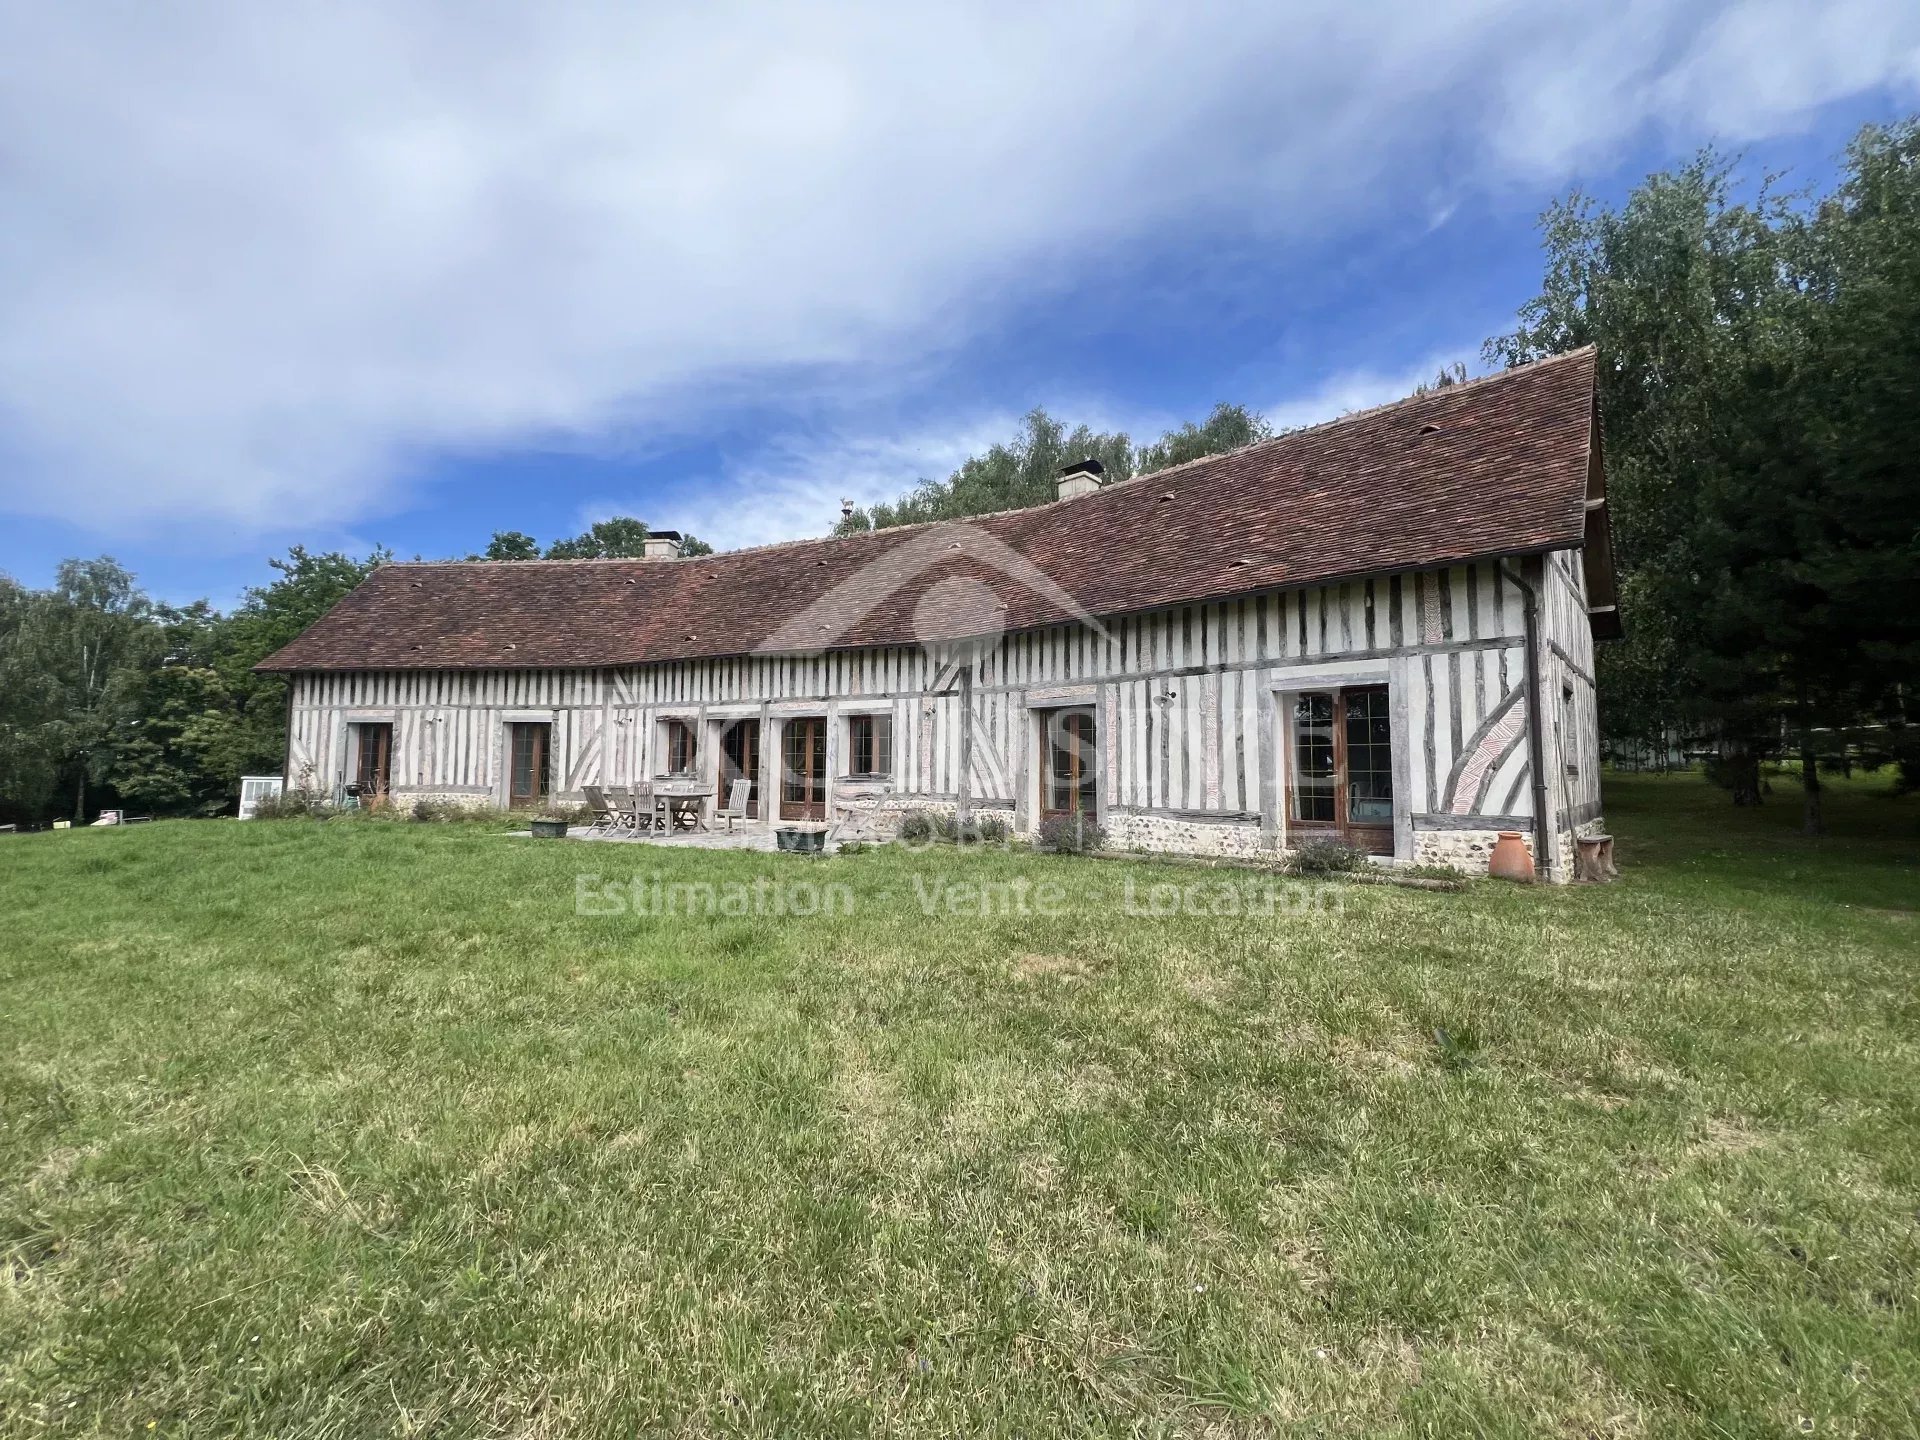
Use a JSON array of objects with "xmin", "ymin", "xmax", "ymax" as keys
[{"xmin": 258, "ymin": 347, "xmax": 1617, "ymax": 879}]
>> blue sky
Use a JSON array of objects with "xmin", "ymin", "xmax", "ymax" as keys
[{"xmin": 1, "ymin": 2, "xmax": 1917, "ymax": 607}]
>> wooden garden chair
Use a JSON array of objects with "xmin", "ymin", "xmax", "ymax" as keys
[{"xmin": 714, "ymin": 778, "xmax": 753, "ymax": 834}]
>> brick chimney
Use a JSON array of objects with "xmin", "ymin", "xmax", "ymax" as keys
[
  {"xmin": 642, "ymin": 529, "xmax": 682, "ymax": 560},
  {"xmin": 1056, "ymin": 458, "xmax": 1105, "ymax": 501}
]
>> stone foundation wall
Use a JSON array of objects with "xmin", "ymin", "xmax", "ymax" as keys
[
  {"xmin": 1101, "ymin": 813, "xmax": 1280, "ymax": 859},
  {"xmin": 1410, "ymin": 827, "xmax": 1532, "ymax": 878},
  {"xmin": 389, "ymin": 788, "xmax": 496, "ymax": 811}
]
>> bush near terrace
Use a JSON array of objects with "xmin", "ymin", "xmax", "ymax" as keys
[{"xmin": 2, "ymin": 770, "xmax": 1917, "ymax": 1435}]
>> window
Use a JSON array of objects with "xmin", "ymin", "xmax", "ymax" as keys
[
  {"xmin": 1289, "ymin": 685, "xmax": 1393, "ymax": 852},
  {"xmin": 663, "ymin": 719, "xmax": 697, "ymax": 776},
  {"xmin": 847, "ymin": 714, "xmax": 892, "ymax": 778}
]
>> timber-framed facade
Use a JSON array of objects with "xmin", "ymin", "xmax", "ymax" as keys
[{"xmin": 261, "ymin": 348, "xmax": 1617, "ymax": 880}]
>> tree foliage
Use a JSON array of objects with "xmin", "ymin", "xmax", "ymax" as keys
[
  {"xmin": 0, "ymin": 547, "xmax": 385, "ymax": 825},
  {"xmin": 837, "ymin": 403, "xmax": 1274, "ymax": 535},
  {"xmin": 475, "ymin": 520, "xmax": 712, "ymax": 559},
  {"xmin": 1491, "ymin": 119, "xmax": 1920, "ymax": 826}
]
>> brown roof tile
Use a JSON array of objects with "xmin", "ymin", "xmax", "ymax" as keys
[{"xmin": 257, "ymin": 348, "xmax": 1598, "ymax": 672}]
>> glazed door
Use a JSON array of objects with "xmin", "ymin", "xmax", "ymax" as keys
[
  {"xmin": 508, "ymin": 723, "xmax": 551, "ymax": 808},
  {"xmin": 721, "ymin": 719, "xmax": 761, "ymax": 818},
  {"xmin": 1042, "ymin": 709, "xmax": 1098, "ymax": 818},
  {"xmin": 1289, "ymin": 686, "xmax": 1393, "ymax": 854},
  {"xmin": 353, "ymin": 723, "xmax": 393, "ymax": 800},
  {"xmin": 780, "ymin": 717, "xmax": 826, "ymax": 821}
]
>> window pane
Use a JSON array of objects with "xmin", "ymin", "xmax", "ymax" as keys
[
  {"xmin": 1046, "ymin": 710, "xmax": 1095, "ymax": 813},
  {"xmin": 1292, "ymin": 693, "xmax": 1335, "ymax": 822},
  {"xmin": 1344, "ymin": 686, "xmax": 1393, "ymax": 823}
]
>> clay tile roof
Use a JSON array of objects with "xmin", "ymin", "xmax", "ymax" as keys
[{"xmin": 256, "ymin": 347, "xmax": 1598, "ymax": 673}]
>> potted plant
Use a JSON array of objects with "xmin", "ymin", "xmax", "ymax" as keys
[
  {"xmin": 530, "ymin": 811, "xmax": 572, "ymax": 839},
  {"xmin": 775, "ymin": 826, "xmax": 828, "ymax": 854}
]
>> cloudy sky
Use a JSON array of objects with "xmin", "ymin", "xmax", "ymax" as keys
[{"xmin": 1, "ymin": 1, "xmax": 1917, "ymax": 602}]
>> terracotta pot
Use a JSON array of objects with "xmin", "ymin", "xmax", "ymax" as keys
[{"xmin": 1488, "ymin": 830, "xmax": 1534, "ymax": 882}]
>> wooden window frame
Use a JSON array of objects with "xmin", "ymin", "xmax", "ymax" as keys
[
  {"xmin": 1286, "ymin": 685, "xmax": 1394, "ymax": 855},
  {"xmin": 780, "ymin": 716, "xmax": 828, "ymax": 821},
  {"xmin": 661, "ymin": 719, "xmax": 698, "ymax": 778},
  {"xmin": 507, "ymin": 721, "xmax": 551, "ymax": 808},
  {"xmin": 353, "ymin": 722, "xmax": 393, "ymax": 800},
  {"xmin": 846, "ymin": 713, "xmax": 892, "ymax": 779},
  {"xmin": 1041, "ymin": 707, "xmax": 1098, "ymax": 819},
  {"xmin": 720, "ymin": 718, "xmax": 761, "ymax": 819}
]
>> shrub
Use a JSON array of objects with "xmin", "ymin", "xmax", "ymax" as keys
[
  {"xmin": 251, "ymin": 790, "xmax": 333, "ymax": 820},
  {"xmin": 895, "ymin": 809, "xmax": 937, "ymax": 843},
  {"xmin": 970, "ymin": 815, "xmax": 1011, "ymax": 845},
  {"xmin": 1286, "ymin": 836, "xmax": 1366, "ymax": 875},
  {"xmin": 1036, "ymin": 812, "xmax": 1105, "ymax": 855}
]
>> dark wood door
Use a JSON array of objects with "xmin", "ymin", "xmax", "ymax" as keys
[
  {"xmin": 721, "ymin": 719, "xmax": 761, "ymax": 818},
  {"xmin": 508, "ymin": 723, "xmax": 550, "ymax": 808},
  {"xmin": 1043, "ymin": 709, "xmax": 1097, "ymax": 818},
  {"xmin": 780, "ymin": 717, "xmax": 826, "ymax": 820},
  {"xmin": 354, "ymin": 723, "xmax": 392, "ymax": 799},
  {"xmin": 1289, "ymin": 686, "xmax": 1393, "ymax": 854}
]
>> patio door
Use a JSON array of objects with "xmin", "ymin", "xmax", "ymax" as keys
[
  {"xmin": 353, "ymin": 722, "xmax": 392, "ymax": 800},
  {"xmin": 721, "ymin": 719, "xmax": 761, "ymax": 818},
  {"xmin": 1042, "ymin": 708, "xmax": 1098, "ymax": 818},
  {"xmin": 1289, "ymin": 685, "xmax": 1393, "ymax": 854},
  {"xmin": 508, "ymin": 722, "xmax": 551, "ymax": 808},
  {"xmin": 780, "ymin": 717, "xmax": 826, "ymax": 821}
]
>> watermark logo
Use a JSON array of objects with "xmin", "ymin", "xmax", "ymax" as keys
[
  {"xmin": 1120, "ymin": 875, "xmax": 1344, "ymax": 918},
  {"xmin": 576, "ymin": 873, "xmax": 854, "ymax": 918}
]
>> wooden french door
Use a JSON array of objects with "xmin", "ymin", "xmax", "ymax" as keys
[
  {"xmin": 1289, "ymin": 685, "xmax": 1393, "ymax": 854},
  {"xmin": 1042, "ymin": 709, "xmax": 1098, "ymax": 818},
  {"xmin": 721, "ymin": 719, "xmax": 761, "ymax": 818},
  {"xmin": 780, "ymin": 717, "xmax": 827, "ymax": 821},
  {"xmin": 508, "ymin": 723, "xmax": 551, "ymax": 808},
  {"xmin": 353, "ymin": 723, "xmax": 392, "ymax": 799}
]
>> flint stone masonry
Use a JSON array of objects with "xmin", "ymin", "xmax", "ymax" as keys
[
  {"xmin": 1411, "ymin": 827, "xmax": 1530, "ymax": 876},
  {"xmin": 1103, "ymin": 814, "xmax": 1280, "ymax": 859}
]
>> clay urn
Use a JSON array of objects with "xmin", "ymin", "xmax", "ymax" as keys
[{"xmin": 1488, "ymin": 831, "xmax": 1535, "ymax": 882}]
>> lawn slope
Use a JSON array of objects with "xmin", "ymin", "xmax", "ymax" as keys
[{"xmin": 2, "ymin": 773, "xmax": 1916, "ymax": 1436}]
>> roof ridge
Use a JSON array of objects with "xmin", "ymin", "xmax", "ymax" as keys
[{"xmin": 1100, "ymin": 344, "xmax": 1598, "ymax": 491}]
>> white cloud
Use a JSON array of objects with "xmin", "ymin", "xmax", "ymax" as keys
[
  {"xmin": 1262, "ymin": 346, "xmax": 1485, "ymax": 434},
  {"xmin": 0, "ymin": 1, "xmax": 1915, "ymax": 541},
  {"xmin": 587, "ymin": 412, "xmax": 1020, "ymax": 552}
]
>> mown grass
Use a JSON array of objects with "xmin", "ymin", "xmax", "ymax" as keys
[{"xmin": 2, "ymin": 772, "xmax": 1916, "ymax": 1437}]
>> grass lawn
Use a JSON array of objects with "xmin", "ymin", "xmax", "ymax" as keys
[{"xmin": 3, "ymin": 773, "xmax": 1917, "ymax": 1437}]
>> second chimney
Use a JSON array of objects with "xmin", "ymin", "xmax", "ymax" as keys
[
  {"xmin": 642, "ymin": 529, "xmax": 683, "ymax": 560},
  {"xmin": 1056, "ymin": 458, "xmax": 1105, "ymax": 501}
]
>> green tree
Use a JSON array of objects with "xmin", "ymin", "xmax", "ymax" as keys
[
  {"xmin": 479, "ymin": 530, "xmax": 540, "ymax": 560},
  {"xmin": 677, "ymin": 534, "xmax": 714, "ymax": 557},
  {"xmin": 105, "ymin": 602, "xmax": 248, "ymax": 816},
  {"xmin": 0, "ymin": 574, "xmax": 62, "ymax": 822},
  {"xmin": 215, "ymin": 546, "xmax": 390, "ymax": 784},
  {"xmin": 837, "ymin": 402, "xmax": 1279, "ymax": 536},
  {"xmin": 545, "ymin": 518, "xmax": 652, "ymax": 559},
  {"xmin": 1491, "ymin": 122, "xmax": 1920, "ymax": 829},
  {"xmin": 13, "ymin": 559, "xmax": 155, "ymax": 822},
  {"xmin": 1135, "ymin": 403, "xmax": 1273, "ymax": 473}
]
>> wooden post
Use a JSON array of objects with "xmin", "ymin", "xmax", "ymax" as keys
[{"xmin": 956, "ymin": 661, "xmax": 974, "ymax": 826}]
